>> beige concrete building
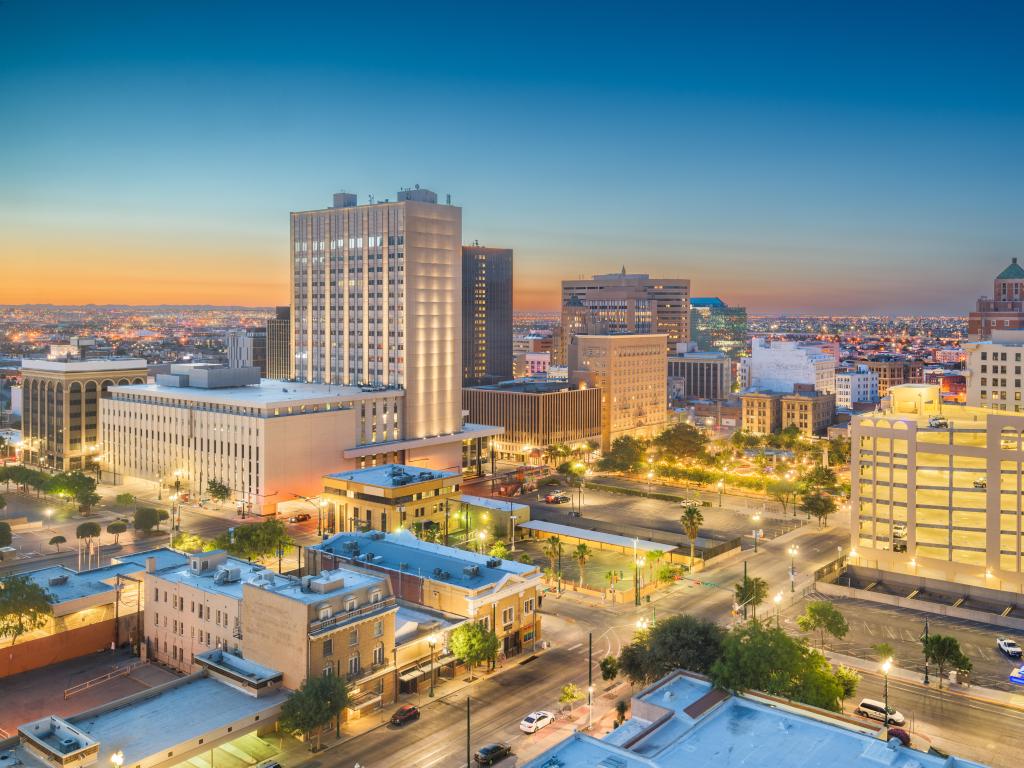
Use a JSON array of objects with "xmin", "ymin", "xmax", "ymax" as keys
[
  {"xmin": 20, "ymin": 357, "xmax": 147, "ymax": 471},
  {"xmin": 667, "ymin": 347, "xmax": 733, "ymax": 402},
  {"xmin": 568, "ymin": 334, "xmax": 668, "ymax": 450},
  {"xmin": 311, "ymin": 531, "xmax": 543, "ymax": 659},
  {"xmin": 558, "ymin": 270, "xmax": 690, "ymax": 362},
  {"xmin": 290, "ymin": 188, "xmax": 462, "ymax": 440},
  {"xmin": 963, "ymin": 329, "xmax": 1024, "ymax": 411},
  {"xmin": 462, "ymin": 380, "xmax": 603, "ymax": 462},
  {"xmin": 781, "ymin": 389, "xmax": 836, "ymax": 436},
  {"xmin": 101, "ymin": 365, "xmax": 404, "ymax": 516},
  {"xmin": 741, "ymin": 392, "xmax": 782, "ymax": 435},
  {"xmin": 859, "ymin": 357, "xmax": 924, "ymax": 398},
  {"xmin": 322, "ymin": 463, "xmax": 462, "ymax": 536},
  {"xmin": 851, "ymin": 383, "xmax": 1024, "ymax": 591}
]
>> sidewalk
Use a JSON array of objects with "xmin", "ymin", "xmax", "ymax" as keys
[{"xmin": 825, "ymin": 649, "xmax": 1024, "ymax": 711}]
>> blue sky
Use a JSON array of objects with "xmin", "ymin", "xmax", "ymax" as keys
[{"xmin": 1, "ymin": 1, "xmax": 1021, "ymax": 313}]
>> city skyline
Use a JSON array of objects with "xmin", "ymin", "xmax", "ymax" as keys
[{"xmin": 2, "ymin": 2, "xmax": 1022, "ymax": 313}]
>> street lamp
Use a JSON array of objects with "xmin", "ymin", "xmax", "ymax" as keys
[
  {"xmin": 752, "ymin": 512, "xmax": 761, "ymax": 553},
  {"xmin": 510, "ymin": 515, "xmax": 517, "ymax": 552},
  {"xmin": 633, "ymin": 538, "xmax": 641, "ymax": 606},
  {"xmin": 646, "ymin": 470, "xmax": 654, "ymax": 496},
  {"xmin": 427, "ymin": 633, "xmax": 438, "ymax": 697},
  {"xmin": 110, "ymin": 751, "xmax": 124, "ymax": 768},
  {"xmin": 881, "ymin": 657, "xmax": 893, "ymax": 732},
  {"xmin": 717, "ymin": 479, "xmax": 724, "ymax": 507},
  {"xmin": 773, "ymin": 591, "xmax": 782, "ymax": 628},
  {"xmin": 788, "ymin": 544, "xmax": 799, "ymax": 592},
  {"xmin": 588, "ymin": 683, "xmax": 595, "ymax": 730},
  {"xmin": 477, "ymin": 530, "xmax": 487, "ymax": 554}
]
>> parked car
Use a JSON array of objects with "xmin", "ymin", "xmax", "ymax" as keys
[
  {"xmin": 927, "ymin": 416, "xmax": 948, "ymax": 429},
  {"xmin": 289, "ymin": 512, "xmax": 312, "ymax": 523},
  {"xmin": 390, "ymin": 704, "xmax": 421, "ymax": 725},
  {"xmin": 519, "ymin": 710, "xmax": 555, "ymax": 733},
  {"xmin": 855, "ymin": 698, "xmax": 905, "ymax": 726},
  {"xmin": 544, "ymin": 492, "xmax": 571, "ymax": 504},
  {"xmin": 473, "ymin": 743, "xmax": 512, "ymax": 765},
  {"xmin": 973, "ymin": 478, "xmax": 988, "ymax": 489},
  {"xmin": 997, "ymin": 638, "xmax": 1023, "ymax": 658}
]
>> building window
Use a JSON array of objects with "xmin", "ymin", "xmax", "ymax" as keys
[
  {"xmin": 502, "ymin": 607, "xmax": 514, "ymax": 626},
  {"xmin": 349, "ymin": 628, "xmax": 359, "ymax": 646},
  {"xmin": 523, "ymin": 598, "xmax": 535, "ymax": 615},
  {"xmin": 323, "ymin": 664, "xmax": 333, "ymax": 677},
  {"xmin": 323, "ymin": 638, "xmax": 334, "ymax": 657},
  {"xmin": 373, "ymin": 642, "xmax": 385, "ymax": 666},
  {"xmin": 374, "ymin": 620, "xmax": 384, "ymax": 638},
  {"xmin": 348, "ymin": 654, "xmax": 360, "ymax": 677}
]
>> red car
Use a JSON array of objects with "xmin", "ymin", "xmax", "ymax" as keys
[
  {"xmin": 544, "ymin": 493, "xmax": 570, "ymax": 504},
  {"xmin": 390, "ymin": 705, "xmax": 420, "ymax": 726}
]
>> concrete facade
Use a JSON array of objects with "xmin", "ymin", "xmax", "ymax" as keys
[
  {"xmin": 740, "ymin": 338, "xmax": 835, "ymax": 394},
  {"xmin": 963, "ymin": 329, "xmax": 1024, "ymax": 411},
  {"xmin": 667, "ymin": 347, "xmax": 733, "ymax": 401},
  {"xmin": 835, "ymin": 364, "xmax": 879, "ymax": 409},
  {"xmin": 741, "ymin": 392, "xmax": 782, "ymax": 435}
]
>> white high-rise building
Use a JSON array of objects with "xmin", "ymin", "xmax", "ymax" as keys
[
  {"xmin": 740, "ymin": 338, "xmax": 836, "ymax": 394},
  {"xmin": 835, "ymin": 364, "xmax": 879, "ymax": 409},
  {"xmin": 291, "ymin": 188, "xmax": 462, "ymax": 441},
  {"xmin": 963, "ymin": 329, "xmax": 1024, "ymax": 411}
]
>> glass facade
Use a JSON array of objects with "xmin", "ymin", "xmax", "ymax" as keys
[{"xmin": 690, "ymin": 299, "xmax": 748, "ymax": 359}]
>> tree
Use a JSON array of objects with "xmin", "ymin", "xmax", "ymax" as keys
[
  {"xmin": 872, "ymin": 642, "xmax": 895, "ymax": 661},
  {"xmin": 734, "ymin": 575, "xmax": 768, "ymax": 620},
  {"xmin": 710, "ymin": 621, "xmax": 843, "ymax": 711},
  {"xmin": 572, "ymin": 543, "xmax": 592, "ymax": 589},
  {"xmin": 279, "ymin": 674, "xmax": 348, "ymax": 751},
  {"xmin": 115, "ymin": 493, "xmax": 136, "ymax": 508},
  {"xmin": 0, "ymin": 494, "xmax": 6, "ymax": 515},
  {"xmin": 680, "ymin": 501, "xmax": 704, "ymax": 567},
  {"xmin": 768, "ymin": 479, "xmax": 800, "ymax": 516},
  {"xmin": 559, "ymin": 683, "xmax": 583, "ymax": 712},
  {"xmin": 834, "ymin": 666, "xmax": 860, "ymax": 712},
  {"xmin": 542, "ymin": 536, "xmax": 563, "ymax": 585},
  {"xmin": 923, "ymin": 634, "xmax": 970, "ymax": 690},
  {"xmin": 215, "ymin": 520, "xmax": 290, "ymax": 562},
  {"xmin": 644, "ymin": 549, "xmax": 664, "ymax": 584},
  {"xmin": 488, "ymin": 540, "xmax": 509, "ymax": 560},
  {"xmin": 172, "ymin": 531, "xmax": 213, "ymax": 552},
  {"xmin": 618, "ymin": 614, "xmax": 725, "ymax": 686},
  {"xmin": 597, "ymin": 436, "xmax": 647, "ymax": 473},
  {"xmin": 133, "ymin": 507, "xmax": 161, "ymax": 535},
  {"xmin": 800, "ymin": 491, "xmax": 837, "ymax": 528},
  {"xmin": 48, "ymin": 535, "xmax": 66, "ymax": 552},
  {"xmin": 0, "ymin": 521, "xmax": 10, "ymax": 548},
  {"xmin": 518, "ymin": 553, "xmax": 532, "ymax": 564},
  {"xmin": 75, "ymin": 521, "xmax": 101, "ymax": 543},
  {"xmin": 156, "ymin": 509, "xmax": 170, "ymax": 531},
  {"xmin": 449, "ymin": 621, "xmax": 500, "ymax": 680},
  {"xmin": 207, "ymin": 479, "xmax": 231, "ymax": 502},
  {"xmin": 827, "ymin": 437, "xmax": 851, "ymax": 466},
  {"xmin": 106, "ymin": 521, "xmax": 128, "ymax": 545},
  {"xmin": 796, "ymin": 601, "xmax": 849, "ymax": 649},
  {"xmin": 653, "ymin": 423, "xmax": 708, "ymax": 460},
  {"xmin": 0, "ymin": 574, "xmax": 54, "ymax": 647},
  {"xmin": 801, "ymin": 465, "xmax": 839, "ymax": 495},
  {"xmin": 600, "ymin": 655, "xmax": 620, "ymax": 681}
]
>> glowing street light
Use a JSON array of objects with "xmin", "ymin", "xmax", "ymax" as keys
[
  {"xmin": 788, "ymin": 544, "xmax": 799, "ymax": 592},
  {"xmin": 881, "ymin": 657, "xmax": 893, "ymax": 731},
  {"xmin": 477, "ymin": 530, "xmax": 487, "ymax": 553},
  {"xmin": 110, "ymin": 751, "xmax": 125, "ymax": 768},
  {"xmin": 773, "ymin": 591, "xmax": 782, "ymax": 628},
  {"xmin": 717, "ymin": 479, "xmax": 725, "ymax": 507},
  {"xmin": 751, "ymin": 512, "xmax": 761, "ymax": 553},
  {"xmin": 427, "ymin": 633, "xmax": 439, "ymax": 697}
]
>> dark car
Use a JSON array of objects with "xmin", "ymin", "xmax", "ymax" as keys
[
  {"xmin": 473, "ymin": 743, "xmax": 512, "ymax": 765},
  {"xmin": 390, "ymin": 705, "xmax": 421, "ymax": 726},
  {"xmin": 289, "ymin": 512, "xmax": 312, "ymax": 523},
  {"xmin": 544, "ymin": 492, "xmax": 570, "ymax": 504}
]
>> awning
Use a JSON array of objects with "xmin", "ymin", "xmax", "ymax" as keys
[
  {"xmin": 347, "ymin": 691, "xmax": 382, "ymax": 710},
  {"xmin": 516, "ymin": 520, "xmax": 677, "ymax": 552},
  {"xmin": 399, "ymin": 667, "xmax": 427, "ymax": 683},
  {"xmin": 436, "ymin": 653, "xmax": 457, "ymax": 666}
]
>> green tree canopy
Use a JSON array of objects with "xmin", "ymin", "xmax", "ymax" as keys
[
  {"xmin": 923, "ymin": 634, "xmax": 971, "ymax": 690},
  {"xmin": 488, "ymin": 540, "xmax": 509, "ymax": 560},
  {"xmin": 572, "ymin": 543, "xmax": 592, "ymax": 588},
  {"xmin": 115, "ymin": 493, "xmax": 137, "ymax": 508},
  {"xmin": 600, "ymin": 655, "xmax": 620, "ymax": 681},
  {"xmin": 834, "ymin": 666, "xmax": 861, "ymax": 710},
  {"xmin": 0, "ymin": 574, "xmax": 54, "ymax": 647},
  {"xmin": 597, "ymin": 436, "xmax": 648, "ymax": 473},
  {"xmin": 680, "ymin": 502, "xmax": 704, "ymax": 565},
  {"xmin": 279, "ymin": 674, "xmax": 349, "ymax": 751},
  {"xmin": 207, "ymin": 479, "xmax": 231, "ymax": 501},
  {"xmin": 449, "ymin": 621, "xmax": 500, "ymax": 680},
  {"xmin": 734, "ymin": 575, "xmax": 769, "ymax": 619},
  {"xmin": 214, "ymin": 520, "xmax": 290, "ymax": 562},
  {"xmin": 767, "ymin": 479, "xmax": 800, "ymax": 516},
  {"xmin": 796, "ymin": 601, "xmax": 849, "ymax": 649},
  {"xmin": 106, "ymin": 521, "xmax": 128, "ymax": 544},
  {"xmin": 75, "ymin": 521, "xmax": 101, "ymax": 540},
  {"xmin": 48, "ymin": 535, "xmax": 66, "ymax": 552},
  {"xmin": 800, "ymin": 491, "xmax": 837, "ymax": 528},
  {"xmin": 133, "ymin": 507, "xmax": 161, "ymax": 534},
  {"xmin": 801, "ymin": 465, "xmax": 839, "ymax": 495},
  {"xmin": 0, "ymin": 521, "xmax": 10, "ymax": 548},
  {"xmin": 710, "ymin": 620, "xmax": 843, "ymax": 712},
  {"xmin": 653, "ymin": 423, "xmax": 709, "ymax": 460},
  {"xmin": 559, "ymin": 682, "xmax": 584, "ymax": 709},
  {"xmin": 827, "ymin": 437, "xmax": 851, "ymax": 466},
  {"xmin": 618, "ymin": 614, "xmax": 725, "ymax": 686}
]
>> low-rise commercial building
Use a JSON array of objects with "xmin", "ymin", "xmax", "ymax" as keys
[
  {"xmin": 667, "ymin": 346, "xmax": 732, "ymax": 402},
  {"xmin": 462, "ymin": 380, "xmax": 602, "ymax": 462},
  {"xmin": 835, "ymin": 364, "xmax": 879, "ymax": 409},
  {"xmin": 781, "ymin": 389, "xmax": 836, "ymax": 436},
  {"xmin": 859, "ymin": 355, "xmax": 924, "ymax": 398},
  {"xmin": 321, "ymin": 463, "xmax": 462, "ymax": 536},
  {"xmin": 20, "ymin": 357, "xmax": 148, "ymax": 471},
  {"xmin": 569, "ymin": 334, "xmax": 668, "ymax": 450},
  {"xmin": 963, "ymin": 329, "xmax": 1024, "ymax": 410},
  {"xmin": 310, "ymin": 530, "xmax": 543, "ymax": 659},
  {"xmin": 739, "ymin": 338, "xmax": 836, "ymax": 394},
  {"xmin": 852, "ymin": 383, "xmax": 1024, "ymax": 592},
  {"xmin": 741, "ymin": 392, "xmax": 782, "ymax": 435}
]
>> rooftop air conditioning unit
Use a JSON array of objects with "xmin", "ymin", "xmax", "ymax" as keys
[
  {"xmin": 485, "ymin": 558, "xmax": 502, "ymax": 568},
  {"xmin": 48, "ymin": 575, "xmax": 69, "ymax": 587},
  {"xmin": 369, "ymin": 532, "xmax": 385, "ymax": 540},
  {"xmin": 59, "ymin": 739, "xmax": 78, "ymax": 752},
  {"xmin": 463, "ymin": 565, "xmax": 480, "ymax": 578}
]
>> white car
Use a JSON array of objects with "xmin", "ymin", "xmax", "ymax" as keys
[
  {"xmin": 997, "ymin": 638, "xmax": 1023, "ymax": 658},
  {"xmin": 519, "ymin": 710, "xmax": 555, "ymax": 733}
]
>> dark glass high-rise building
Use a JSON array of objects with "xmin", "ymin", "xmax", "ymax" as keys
[
  {"xmin": 462, "ymin": 245, "xmax": 513, "ymax": 386},
  {"xmin": 266, "ymin": 305, "xmax": 290, "ymax": 380},
  {"xmin": 690, "ymin": 297, "xmax": 748, "ymax": 358}
]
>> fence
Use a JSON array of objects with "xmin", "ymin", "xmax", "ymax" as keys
[{"xmin": 64, "ymin": 661, "xmax": 141, "ymax": 699}]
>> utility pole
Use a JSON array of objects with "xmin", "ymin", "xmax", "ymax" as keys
[
  {"xmin": 588, "ymin": 631, "xmax": 594, "ymax": 730},
  {"xmin": 922, "ymin": 618, "xmax": 930, "ymax": 685},
  {"xmin": 466, "ymin": 697, "xmax": 471, "ymax": 768},
  {"xmin": 742, "ymin": 560, "xmax": 748, "ymax": 619}
]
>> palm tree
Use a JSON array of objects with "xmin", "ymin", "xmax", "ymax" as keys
[
  {"xmin": 680, "ymin": 501, "xmax": 704, "ymax": 569},
  {"xmin": 645, "ymin": 549, "xmax": 664, "ymax": 584},
  {"xmin": 573, "ymin": 543, "xmax": 592, "ymax": 589},
  {"xmin": 49, "ymin": 535, "xmax": 66, "ymax": 552},
  {"xmin": 735, "ymin": 575, "xmax": 768, "ymax": 620},
  {"xmin": 542, "ymin": 536, "xmax": 563, "ymax": 586}
]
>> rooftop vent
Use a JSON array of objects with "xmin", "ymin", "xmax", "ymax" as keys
[
  {"xmin": 369, "ymin": 532, "xmax": 385, "ymax": 540},
  {"xmin": 399, "ymin": 562, "xmax": 409, "ymax": 571},
  {"xmin": 58, "ymin": 739, "xmax": 78, "ymax": 753},
  {"xmin": 213, "ymin": 566, "xmax": 242, "ymax": 584},
  {"xmin": 48, "ymin": 575, "xmax": 69, "ymax": 587},
  {"xmin": 463, "ymin": 565, "xmax": 480, "ymax": 578},
  {"xmin": 485, "ymin": 558, "xmax": 502, "ymax": 568}
]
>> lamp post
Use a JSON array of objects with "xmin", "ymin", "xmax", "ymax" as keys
[
  {"xmin": 752, "ymin": 512, "xmax": 761, "ymax": 553},
  {"xmin": 477, "ymin": 530, "xmax": 487, "ymax": 554},
  {"xmin": 881, "ymin": 657, "xmax": 893, "ymax": 734},
  {"xmin": 717, "ymin": 479, "xmax": 724, "ymax": 507},
  {"xmin": 773, "ymin": 591, "xmax": 782, "ymax": 628},
  {"xmin": 111, "ymin": 751, "xmax": 124, "ymax": 768},
  {"xmin": 633, "ymin": 538, "xmax": 641, "ymax": 606},
  {"xmin": 588, "ymin": 683, "xmax": 595, "ymax": 730},
  {"xmin": 788, "ymin": 544, "xmax": 799, "ymax": 592},
  {"xmin": 510, "ymin": 515, "xmax": 517, "ymax": 552},
  {"xmin": 922, "ymin": 618, "xmax": 930, "ymax": 685},
  {"xmin": 427, "ymin": 633, "xmax": 438, "ymax": 697},
  {"xmin": 646, "ymin": 469, "xmax": 654, "ymax": 497}
]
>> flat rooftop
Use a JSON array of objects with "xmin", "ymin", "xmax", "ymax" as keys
[
  {"xmin": 526, "ymin": 672, "xmax": 986, "ymax": 768},
  {"xmin": 395, "ymin": 602, "xmax": 465, "ymax": 646},
  {"xmin": 325, "ymin": 463, "xmax": 459, "ymax": 488},
  {"xmin": 469, "ymin": 379, "xmax": 579, "ymax": 394},
  {"xmin": 108, "ymin": 379, "xmax": 402, "ymax": 409},
  {"xmin": 68, "ymin": 675, "xmax": 287, "ymax": 767},
  {"xmin": 316, "ymin": 530, "xmax": 539, "ymax": 591},
  {"xmin": 517, "ymin": 520, "xmax": 677, "ymax": 553},
  {"xmin": 21, "ymin": 357, "xmax": 147, "ymax": 373}
]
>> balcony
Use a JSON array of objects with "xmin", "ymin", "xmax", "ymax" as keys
[{"xmin": 308, "ymin": 597, "xmax": 397, "ymax": 636}]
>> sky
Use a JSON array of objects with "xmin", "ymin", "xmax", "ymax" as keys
[{"xmin": 1, "ymin": 1, "xmax": 1022, "ymax": 314}]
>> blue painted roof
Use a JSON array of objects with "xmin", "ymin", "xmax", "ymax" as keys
[
  {"xmin": 690, "ymin": 297, "xmax": 727, "ymax": 308},
  {"xmin": 997, "ymin": 258, "xmax": 1024, "ymax": 279}
]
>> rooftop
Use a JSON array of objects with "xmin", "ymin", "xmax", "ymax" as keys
[
  {"xmin": 690, "ymin": 297, "xmax": 727, "ymax": 308},
  {"xmin": 109, "ymin": 378, "xmax": 402, "ymax": 409},
  {"xmin": 459, "ymin": 494, "xmax": 530, "ymax": 514},
  {"xmin": 517, "ymin": 520, "xmax": 677, "ymax": 553},
  {"xmin": 996, "ymin": 257, "xmax": 1024, "ymax": 280},
  {"xmin": 315, "ymin": 530, "xmax": 539, "ymax": 591},
  {"xmin": 394, "ymin": 602, "xmax": 465, "ymax": 646},
  {"xmin": 20, "ymin": 357, "xmax": 147, "ymax": 373},
  {"xmin": 526, "ymin": 672, "xmax": 986, "ymax": 768},
  {"xmin": 325, "ymin": 463, "xmax": 459, "ymax": 488},
  {"xmin": 469, "ymin": 379, "xmax": 582, "ymax": 394}
]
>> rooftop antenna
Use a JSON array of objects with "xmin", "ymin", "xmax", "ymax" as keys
[{"xmin": 368, "ymin": 194, "xmax": 375, "ymax": 204}]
